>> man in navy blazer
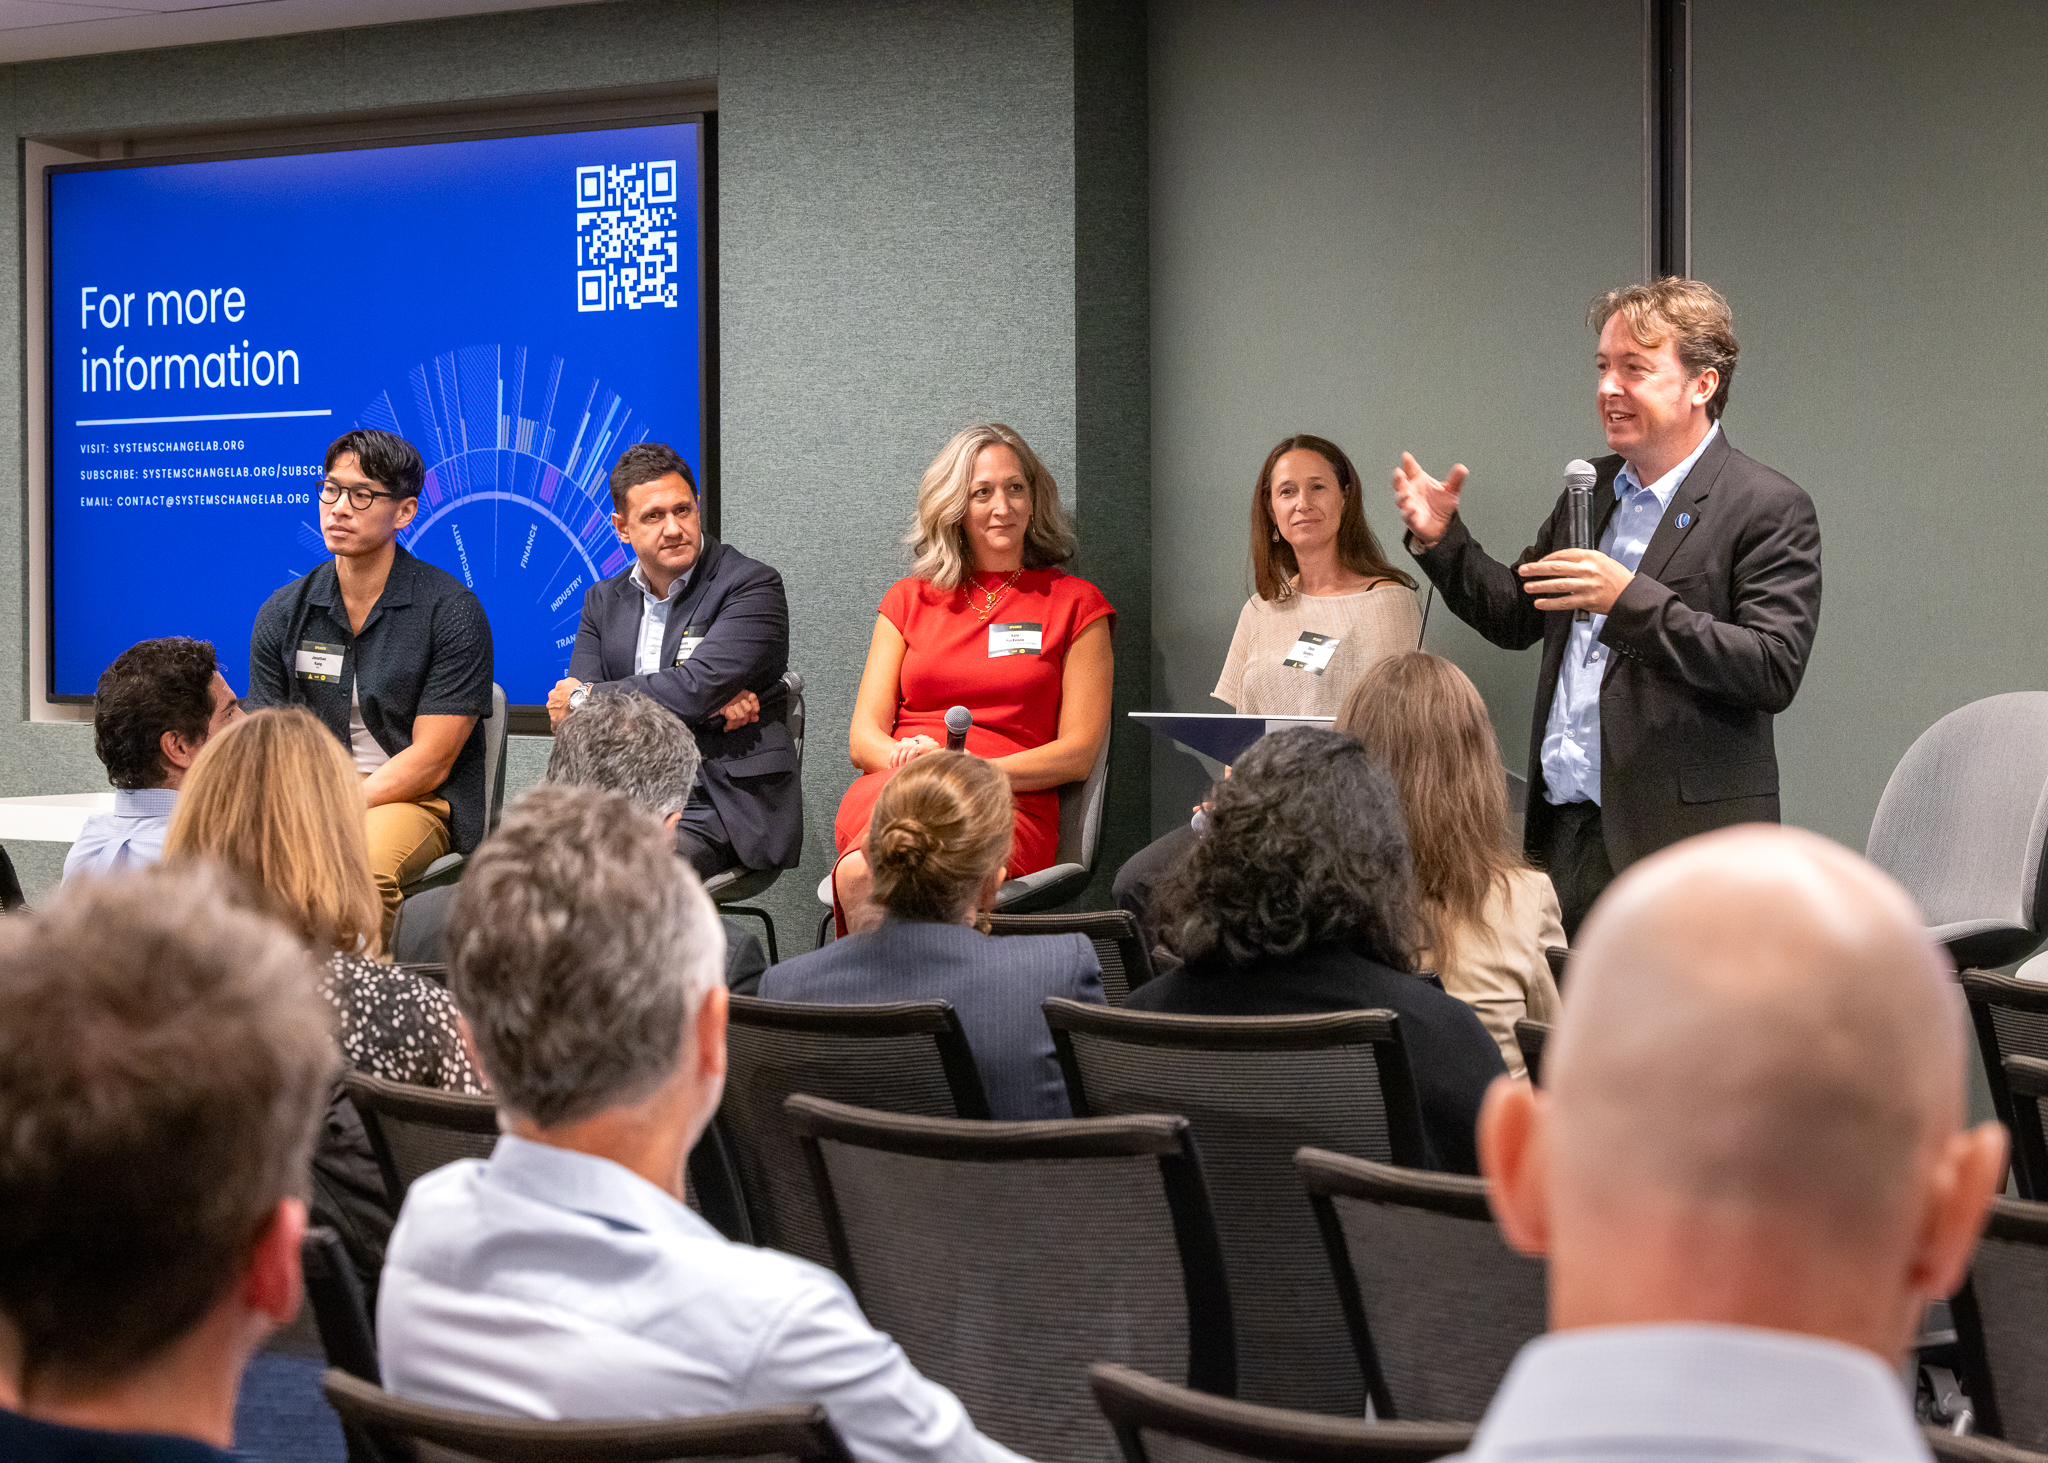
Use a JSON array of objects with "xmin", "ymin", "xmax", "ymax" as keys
[
  {"xmin": 548, "ymin": 443, "xmax": 801, "ymax": 878},
  {"xmin": 1393, "ymin": 279, "xmax": 1822, "ymax": 936}
]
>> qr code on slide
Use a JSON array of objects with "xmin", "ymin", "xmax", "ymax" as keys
[{"xmin": 575, "ymin": 161, "xmax": 679, "ymax": 311}]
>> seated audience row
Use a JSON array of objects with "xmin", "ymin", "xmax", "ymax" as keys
[{"xmin": 0, "ymin": 812, "xmax": 2004, "ymax": 1463}]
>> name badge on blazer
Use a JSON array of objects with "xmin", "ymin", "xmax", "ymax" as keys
[
  {"xmin": 674, "ymin": 625, "xmax": 709, "ymax": 664},
  {"xmin": 295, "ymin": 640, "xmax": 344, "ymax": 683},
  {"xmin": 1282, "ymin": 631, "xmax": 1340, "ymax": 676},
  {"xmin": 988, "ymin": 622, "xmax": 1043, "ymax": 658}
]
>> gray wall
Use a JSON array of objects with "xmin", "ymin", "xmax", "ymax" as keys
[
  {"xmin": 1148, "ymin": 0, "xmax": 1643, "ymax": 828},
  {"xmin": 1, "ymin": 0, "xmax": 1150, "ymax": 940},
  {"xmin": 1691, "ymin": 0, "xmax": 2048, "ymax": 853}
]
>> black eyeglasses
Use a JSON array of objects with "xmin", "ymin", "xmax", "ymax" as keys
[{"xmin": 317, "ymin": 479, "xmax": 405, "ymax": 510}]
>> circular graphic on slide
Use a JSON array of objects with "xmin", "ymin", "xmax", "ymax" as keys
[{"xmin": 350, "ymin": 345, "xmax": 646, "ymax": 704}]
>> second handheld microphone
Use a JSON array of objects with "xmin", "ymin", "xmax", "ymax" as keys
[
  {"xmin": 945, "ymin": 705, "xmax": 972, "ymax": 751},
  {"xmin": 1563, "ymin": 458, "xmax": 1598, "ymax": 623}
]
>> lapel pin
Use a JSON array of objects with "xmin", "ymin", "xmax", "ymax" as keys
[{"xmin": 1678, "ymin": 512, "xmax": 1693, "ymax": 529}]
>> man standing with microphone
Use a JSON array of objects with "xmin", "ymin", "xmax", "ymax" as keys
[{"xmin": 1393, "ymin": 278, "xmax": 1821, "ymax": 936}]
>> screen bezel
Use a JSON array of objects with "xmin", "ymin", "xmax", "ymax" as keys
[{"xmin": 41, "ymin": 108, "xmax": 718, "ymax": 731}]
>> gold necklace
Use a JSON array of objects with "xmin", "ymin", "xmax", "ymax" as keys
[{"xmin": 970, "ymin": 567, "xmax": 1025, "ymax": 622}]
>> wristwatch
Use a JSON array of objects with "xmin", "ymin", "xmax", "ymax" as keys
[{"xmin": 567, "ymin": 684, "xmax": 591, "ymax": 712}]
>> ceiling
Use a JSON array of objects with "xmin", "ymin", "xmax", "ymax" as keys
[{"xmin": 0, "ymin": 0, "xmax": 614, "ymax": 64}]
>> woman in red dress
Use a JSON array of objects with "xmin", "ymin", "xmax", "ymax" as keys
[{"xmin": 834, "ymin": 423, "xmax": 1114, "ymax": 930}]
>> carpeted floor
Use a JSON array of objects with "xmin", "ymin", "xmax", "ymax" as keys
[{"xmin": 233, "ymin": 1305, "xmax": 347, "ymax": 1462}]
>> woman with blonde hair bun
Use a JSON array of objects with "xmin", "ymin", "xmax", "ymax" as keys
[
  {"xmin": 1336, "ymin": 653, "xmax": 1562, "ymax": 1076},
  {"xmin": 165, "ymin": 706, "xmax": 482, "ymax": 1094},
  {"xmin": 832, "ymin": 423, "xmax": 1114, "ymax": 933},
  {"xmin": 766, "ymin": 750, "xmax": 1105, "ymax": 1118}
]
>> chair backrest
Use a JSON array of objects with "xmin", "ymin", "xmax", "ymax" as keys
[
  {"xmin": 1089, "ymin": 1362, "xmax": 1474, "ymax": 1463},
  {"xmin": 787, "ymin": 1094, "xmax": 1236, "ymax": 1463},
  {"xmin": 339, "ymin": 1069, "xmax": 500, "ymax": 1212},
  {"xmin": 301, "ymin": 1226, "xmax": 380, "ymax": 1386},
  {"xmin": 322, "ymin": 1370, "xmax": 857, "ymax": 1463},
  {"xmin": 1059, "ymin": 731, "xmax": 1114, "ymax": 871},
  {"xmin": 1867, "ymin": 693, "xmax": 2048, "ymax": 966},
  {"xmin": 1298, "ymin": 1148, "xmax": 1546, "ymax": 1423},
  {"xmin": 1543, "ymin": 945, "xmax": 1568, "ymax": 989},
  {"xmin": 1952, "ymin": 1196, "xmax": 2048, "ymax": 1446},
  {"xmin": 2007, "ymin": 1055, "xmax": 2048, "ymax": 1204},
  {"xmin": 1512, "ymin": 1019, "xmax": 1550, "ymax": 1087},
  {"xmin": 718, "ymin": 995, "xmax": 989, "ymax": 1267},
  {"xmin": 483, "ymin": 682, "xmax": 509, "ymax": 834},
  {"xmin": 1927, "ymin": 1427, "xmax": 2048, "ymax": 1463},
  {"xmin": 1962, "ymin": 972, "xmax": 2048, "ymax": 1195},
  {"xmin": 1043, "ymin": 998, "xmax": 1424, "ymax": 1416},
  {"xmin": 987, "ymin": 908, "xmax": 1155, "ymax": 1006}
]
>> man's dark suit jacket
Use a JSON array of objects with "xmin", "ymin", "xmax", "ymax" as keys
[
  {"xmin": 1125, "ymin": 943, "xmax": 1504, "ymax": 1175},
  {"xmin": 569, "ymin": 535, "xmax": 800, "ymax": 872},
  {"xmin": 1413, "ymin": 428, "xmax": 1822, "ymax": 874},
  {"xmin": 758, "ymin": 919, "xmax": 1106, "ymax": 1121}
]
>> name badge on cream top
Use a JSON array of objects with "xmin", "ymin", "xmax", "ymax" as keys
[
  {"xmin": 988, "ymin": 621, "xmax": 1043, "ymax": 658},
  {"xmin": 674, "ymin": 625, "xmax": 708, "ymax": 664},
  {"xmin": 1282, "ymin": 631, "xmax": 1340, "ymax": 676},
  {"xmin": 295, "ymin": 640, "xmax": 344, "ymax": 683}
]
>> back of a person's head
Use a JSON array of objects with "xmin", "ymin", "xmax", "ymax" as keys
[
  {"xmin": 447, "ymin": 783, "xmax": 724, "ymax": 1128},
  {"xmin": 1157, "ymin": 725, "xmax": 1418, "ymax": 969},
  {"xmin": 0, "ymin": 864, "xmax": 333, "ymax": 1394},
  {"xmin": 545, "ymin": 689, "xmax": 701, "ymax": 819},
  {"xmin": 164, "ymin": 707, "xmax": 382, "ymax": 957},
  {"xmin": 1338, "ymin": 652, "xmax": 1521, "ymax": 958},
  {"xmin": 91, "ymin": 637, "xmax": 219, "ymax": 790},
  {"xmin": 866, "ymin": 751, "xmax": 1013, "ymax": 923},
  {"xmin": 1506, "ymin": 826, "xmax": 2004, "ymax": 1353}
]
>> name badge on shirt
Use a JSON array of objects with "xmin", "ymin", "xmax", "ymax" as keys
[
  {"xmin": 1282, "ymin": 631, "xmax": 1340, "ymax": 676},
  {"xmin": 988, "ymin": 621, "xmax": 1043, "ymax": 658},
  {"xmin": 674, "ymin": 625, "xmax": 709, "ymax": 664},
  {"xmin": 295, "ymin": 640, "xmax": 344, "ymax": 683}
]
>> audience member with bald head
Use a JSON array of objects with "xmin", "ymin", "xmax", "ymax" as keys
[{"xmin": 1466, "ymin": 825, "xmax": 2005, "ymax": 1463}]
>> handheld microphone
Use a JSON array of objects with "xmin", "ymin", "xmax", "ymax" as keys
[
  {"xmin": 1563, "ymin": 458, "xmax": 1598, "ymax": 623},
  {"xmin": 944, "ymin": 705, "xmax": 972, "ymax": 752}
]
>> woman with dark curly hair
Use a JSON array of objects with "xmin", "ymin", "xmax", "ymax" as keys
[{"xmin": 1128, "ymin": 725, "xmax": 1504, "ymax": 1173}]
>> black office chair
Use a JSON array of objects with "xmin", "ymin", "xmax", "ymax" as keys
[
  {"xmin": 1953, "ymin": 1195, "xmax": 2048, "ymax": 1446},
  {"xmin": 300, "ymin": 1227, "xmax": 386, "ymax": 1463},
  {"xmin": 788, "ymin": 1094, "xmax": 1236, "ymax": 1463},
  {"xmin": 989, "ymin": 908, "xmax": 1156, "ymax": 1005},
  {"xmin": 1090, "ymin": 1362, "xmax": 1474, "ymax": 1463},
  {"xmin": 717, "ymin": 995, "xmax": 988, "ymax": 1267},
  {"xmin": 339, "ymin": 1069, "xmax": 500, "ymax": 1212},
  {"xmin": 1512, "ymin": 1019, "xmax": 1550, "ymax": 1086},
  {"xmin": 1962, "ymin": 972, "xmax": 2048, "ymax": 1196},
  {"xmin": 2006, "ymin": 1055, "xmax": 2048, "ymax": 1203},
  {"xmin": 1927, "ymin": 1428, "xmax": 2048, "ymax": 1463},
  {"xmin": 1298, "ymin": 1148, "xmax": 1545, "ymax": 1423},
  {"xmin": 323, "ymin": 1370, "xmax": 856, "ymax": 1463},
  {"xmin": 1544, "ymin": 945, "xmax": 1568, "ymax": 990},
  {"xmin": 1045, "ymin": 998, "xmax": 1427, "ymax": 1416}
]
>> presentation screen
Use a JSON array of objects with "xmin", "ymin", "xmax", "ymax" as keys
[{"xmin": 45, "ymin": 118, "xmax": 707, "ymax": 709}]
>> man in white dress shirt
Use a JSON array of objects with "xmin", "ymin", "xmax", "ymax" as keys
[
  {"xmin": 1469, "ymin": 825, "xmax": 2006, "ymax": 1463},
  {"xmin": 377, "ymin": 782, "xmax": 1026, "ymax": 1463},
  {"xmin": 64, "ymin": 636, "xmax": 243, "ymax": 882}
]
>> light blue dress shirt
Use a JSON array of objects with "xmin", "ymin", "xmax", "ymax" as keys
[
  {"xmin": 631, "ymin": 560, "xmax": 697, "ymax": 674},
  {"xmin": 1539, "ymin": 423, "xmax": 1718, "ymax": 806},
  {"xmin": 61, "ymin": 788, "xmax": 179, "ymax": 882},
  {"xmin": 1458, "ymin": 1322, "xmax": 1929, "ymax": 1463},
  {"xmin": 379, "ymin": 1135, "xmax": 1026, "ymax": 1463}
]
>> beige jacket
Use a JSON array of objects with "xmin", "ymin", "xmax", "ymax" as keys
[{"xmin": 1434, "ymin": 866, "xmax": 1564, "ymax": 1078}]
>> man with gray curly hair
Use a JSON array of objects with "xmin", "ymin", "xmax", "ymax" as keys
[{"xmin": 377, "ymin": 783, "xmax": 1024, "ymax": 1463}]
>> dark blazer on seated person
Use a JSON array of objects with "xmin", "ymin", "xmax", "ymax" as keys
[
  {"xmin": 392, "ymin": 883, "xmax": 768, "ymax": 994},
  {"xmin": 569, "ymin": 535, "xmax": 801, "ymax": 872},
  {"xmin": 1124, "ymin": 943, "xmax": 1506, "ymax": 1174},
  {"xmin": 758, "ymin": 918, "xmax": 1106, "ymax": 1120}
]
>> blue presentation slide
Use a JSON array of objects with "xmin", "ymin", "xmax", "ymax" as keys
[{"xmin": 47, "ymin": 121, "xmax": 703, "ymax": 706}]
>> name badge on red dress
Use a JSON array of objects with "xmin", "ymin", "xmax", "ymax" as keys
[{"xmin": 988, "ymin": 622, "xmax": 1043, "ymax": 657}]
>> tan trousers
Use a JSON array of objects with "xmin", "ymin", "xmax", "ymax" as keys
[{"xmin": 365, "ymin": 796, "xmax": 451, "ymax": 945}]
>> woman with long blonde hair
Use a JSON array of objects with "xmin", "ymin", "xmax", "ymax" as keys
[
  {"xmin": 1337, "ymin": 653, "xmax": 1561, "ymax": 1075},
  {"xmin": 165, "ymin": 706, "xmax": 482, "ymax": 1094},
  {"xmin": 832, "ymin": 424, "xmax": 1114, "ymax": 931}
]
